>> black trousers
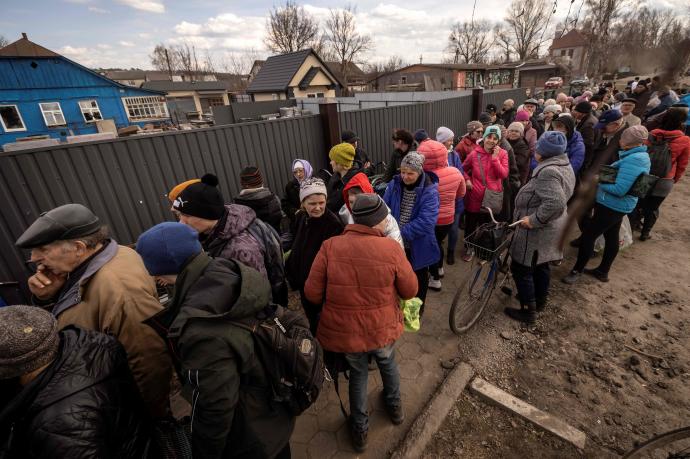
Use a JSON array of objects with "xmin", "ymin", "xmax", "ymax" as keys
[
  {"xmin": 405, "ymin": 248, "xmax": 429, "ymax": 316},
  {"xmin": 299, "ymin": 290, "xmax": 321, "ymax": 336},
  {"xmin": 511, "ymin": 260, "xmax": 550, "ymax": 306},
  {"xmin": 629, "ymin": 195, "xmax": 666, "ymax": 234},
  {"xmin": 573, "ymin": 203, "xmax": 625, "ymax": 274},
  {"xmin": 430, "ymin": 223, "xmax": 452, "ymax": 280}
]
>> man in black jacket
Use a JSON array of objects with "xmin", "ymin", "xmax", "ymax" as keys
[
  {"xmin": 383, "ymin": 129, "xmax": 414, "ymax": 183},
  {"xmin": 0, "ymin": 306, "xmax": 148, "ymax": 459},
  {"xmin": 572, "ymin": 101, "xmax": 600, "ymax": 176},
  {"xmin": 233, "ymin": 165, "xmax": 283, "ymax": 233},
  {"xmin": 137, "ymin": 222, "xmax": 294, "ymax": 459}
]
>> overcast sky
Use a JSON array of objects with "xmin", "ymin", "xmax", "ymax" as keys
[{"xmin": 2, "ymin": 0, "xmax": 687, "ymax": 70}]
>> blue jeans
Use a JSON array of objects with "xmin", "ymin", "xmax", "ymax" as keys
[
  {"xmin": 447, "ymin": 211, "xmax": 462, "ymax": 255},
  {"xmin": 345, "ymin": 344, "xmax": 401, "ymax": 432},
  {"xmin": 511, "ymin": 260, "xmax": 550, "ymax": 305}
]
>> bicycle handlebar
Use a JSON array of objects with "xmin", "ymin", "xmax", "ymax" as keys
[{"xmin": 480, "ymin": 206, "xmax": 521, "ymax": 228}]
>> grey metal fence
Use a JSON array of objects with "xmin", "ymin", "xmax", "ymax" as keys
[
  {"xmin": 483, "ymin": 88, "xmax": 529, "ymax": 111},
  {"xmin": 213, "ymin": 99, "xmax": 299, "ymax": 125},
  {"xmin": 0, "ymin": 115, "xmax": 326, "ymax": 298}
]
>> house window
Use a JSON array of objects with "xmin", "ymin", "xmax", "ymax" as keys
[
  {"xmin": 307, "ymin": 94, "xmax": 316, "ymax": 98},
  {"xmin": 39, "ymin": 102, "xmax": 66, "ymax": 127},
  {"xmin": 401, "ymin": 76, "xmax": 407, "ymax": 84},
  {"xmin": 205, "ymin": 97, "xmax": 224, "ymax": 107},
  {"xmin": 0, "ymin": 105, "xmax": 27, "ymax": 132},
  {"xmin": 560, "ymin": 50, "xmax": 566, "ymax": 56},
  {"xmin": 79, "ymin": 100, "xmax": 103, "ymax": 123},
  {"xmin": 568, "ymin": 49, "xmax": 574, "ymax": 57},
  {"xmin": 122, "ymin": 96, "xmax": 169, "ymax": 121}
]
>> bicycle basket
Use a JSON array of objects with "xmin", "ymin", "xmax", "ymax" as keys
[{"xmin": 465, "ymin": 222, "xmax": 510, "ymax": 261}]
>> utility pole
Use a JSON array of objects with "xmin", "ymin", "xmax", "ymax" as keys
[{"xmin": 419, "ymin": 54, "xmax": 423, "ymax": 64}]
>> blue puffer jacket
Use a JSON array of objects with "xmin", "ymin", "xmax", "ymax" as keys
[
  {"xmin": 384, "ymin": 172, "xmax": 441, "ymax": 270},
  {"xmin": 567, "ymin": 130, "xmax": 585, "ymax": 175},
  {"xmin": 596, "ymin": 145, "xmax": 651, "ymax": 214}
]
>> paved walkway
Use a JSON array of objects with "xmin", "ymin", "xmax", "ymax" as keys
[{"xmin": 291, "ymin": 260, "xmax": 473, "ymax": 458}]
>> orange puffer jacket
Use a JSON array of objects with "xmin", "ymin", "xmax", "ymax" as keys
[
  {"xmin": 418, "ymin": 139, "xmax": 466, "ymax": 225},
  {"xmin": 304, "ymin": 225, "xmax": 418, "ymax": 353}
]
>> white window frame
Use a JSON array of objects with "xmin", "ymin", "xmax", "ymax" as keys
[
  {"xmin": 121, "ymin": 96, "xmax": 169, "ymax": 121},
  {"xmin": 39, "ymin": 102, "xmax": 67, "ymax": 127},
  {"xmin": 78, "ymin": 100, "xmax": 103, "ymax": 123},
  {"xmin": 0, "ymin": 105, "xmax": 27, "ymax": 132}
]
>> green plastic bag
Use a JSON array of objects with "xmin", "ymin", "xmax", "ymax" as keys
[{"xmin": 399, "ymin": 297, "xmax": 422, "ymax": 332}]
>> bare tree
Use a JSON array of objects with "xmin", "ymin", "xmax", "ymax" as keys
[
  {"xmin": 325, "ymin": 5, "xmax": 373, "ymax": 94},
  {"xmin": 492, "ymin": 24, "xmax": 514, "ymax": 63},
  {"xmin": 265, "ymin": 0, "xmax": 321, "ymax": 54},
  {"xmin": 504, "ymin": 0, "xmax": 552, "ymax": 61},
  {"xmin": 0, "ymin": 35, "xmax": 8, "ymax": 48},
  {"xmin": 150, "ymin": 43, "xmax": 181, "ymax": 75},
  {"xmin": 221, "ymin": 48, "xmax": 262, "ymax": 75},
  {"xmin": 447, "ymin": 20, "xmax": 494, "ymax": 64},
  {"xmin": 580, "ymin": 0, "xmax": 624, "ymax": 76}
]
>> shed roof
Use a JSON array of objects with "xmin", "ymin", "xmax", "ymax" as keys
[
  {"xmin": 246, "ymin": 48, "xmax": 342, "ymax": 93},
  {"xmin": 550, "ymin": 30, "xmax": 588, "ymax": 50},
  {"xmin": 141, "ymin": 80, "xmax": 231, "ymax": 92}
]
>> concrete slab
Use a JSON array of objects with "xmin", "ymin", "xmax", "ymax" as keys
[
  {"xmin": 469, "ymin": 377, "xmax": 587, "ymax": 450},
  {"xmin": 390, "ymin": 362, "xmax": 474, "ymax": 459}
]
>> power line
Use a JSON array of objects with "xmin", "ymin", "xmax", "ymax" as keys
[
  {"xmin": 536, "ymin": 0, "xmax": 559, "ymax": 56},
  {"xmin": 471, "ymin": 0, "xmax": 478, "ymax": 26},
  {"xmin": 560, "ymin": 0, "xmax": 575, "ymax": 37}
]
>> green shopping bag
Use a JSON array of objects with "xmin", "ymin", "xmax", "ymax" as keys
[{"xmin": 399, "ymin": 297, "xmax": 422, "ymax": 332}]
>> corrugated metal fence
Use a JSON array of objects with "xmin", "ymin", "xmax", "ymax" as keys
[{"xmin": 0, "ymin": 115, "xmax": 326, "ymax": 300}]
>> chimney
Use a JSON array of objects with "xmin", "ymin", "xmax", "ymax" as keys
[{"xmin": 22, "ymin": 33, "xmax": 28, "ymax": 39}]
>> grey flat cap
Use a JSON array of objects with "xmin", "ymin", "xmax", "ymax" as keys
[
  {"xmin": 16, "ymin": 204, "xmax": 101, "ymax": 249},
  {"xmin": 524, "ymin": 98, "xmax": 539, "ymax": 106}
]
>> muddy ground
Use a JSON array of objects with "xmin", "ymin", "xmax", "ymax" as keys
[{"xmin": 424, "ymin": 179, "xmax": 690, "ymax": 458}]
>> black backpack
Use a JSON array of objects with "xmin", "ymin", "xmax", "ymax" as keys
[
  {"xmin": 647, "ymin": 135, "xmax": 673, "ymax": 179},
  {"xmin": 231, "ymin": 304, "xmax": 325, "ymax": 416},
  {"xmin": 247, "ymin": 219, "xmax": 288, "ymax": 306}
]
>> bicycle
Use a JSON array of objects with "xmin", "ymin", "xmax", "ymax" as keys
[
  {"xmin": 449, "ymin": 207, "xmax": 519, "ymax": 335},
  {"xmin": 622, "ymin": 425, "xmax": 690, "ymax": 459}
]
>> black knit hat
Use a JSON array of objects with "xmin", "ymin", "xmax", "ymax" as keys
[
  {"xmin": 352, "ymin": 193, "xmax": 388, "ymax": 228},
  {"xmin": 174, "ymin": 173, "xmax": 225, "ymax": 220},
  {"xmin": 573, "ymin": 101, "xmax": 592, "ymax": 114},
  {"xmin": 240, "ymin": 166, "xmax": 263, "ymax": 189}
]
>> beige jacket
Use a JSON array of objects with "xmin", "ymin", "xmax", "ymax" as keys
[{"xmin": 54, "ymin": 241, "xmax": 172, "ymax": 417}]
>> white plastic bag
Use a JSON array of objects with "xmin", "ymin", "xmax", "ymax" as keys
[{"xmin": 594, "ymin": 216, "xmax": 633, "ymax": 252}]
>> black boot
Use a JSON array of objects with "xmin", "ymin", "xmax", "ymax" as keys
[
  {"xmin": 504, "ymin": 303, "xmax": 536, "ymax": 325},
  {"xmin": 536, "ymin": 296, "xmax": 548, "ymax": 312}
]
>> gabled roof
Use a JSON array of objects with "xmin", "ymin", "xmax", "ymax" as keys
[
  {"xmin": 246, "ymin": 48, "xmax": 343, "ymax": 94},
  {"xmin": 0, "ymin": 34, "xmax": 166, "ymax": 95},
  {"xmin": 325, "ymin": 61, "xmax": 366, "ymax": 83},
  {"xmin": 141, "ymin": 80, "xmax": 231, "ymax": 92},
  {"xmin": 550, "ymin": 29, "xmax": 587, "ymax": 50},
  {"xmin": 0, "ymin": 33, "xmax": 58, "ymax": 57}
]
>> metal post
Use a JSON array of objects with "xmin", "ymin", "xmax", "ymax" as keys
[
  {"xmin": 472, "ymin": 88, "xmax": 484, "ymax": 120},
  {"xmin": 319, "ymin": 102, "xmax": 340, "ymax": 161}
]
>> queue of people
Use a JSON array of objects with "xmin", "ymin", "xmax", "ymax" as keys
[{"xmin": 2, "ymin": 82, "xmax": 688, "ymax": 458}]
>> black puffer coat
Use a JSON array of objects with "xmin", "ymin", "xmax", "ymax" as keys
[{"xmin": 0, "ymin": 326, "xmax": 149, "ymax": 458}]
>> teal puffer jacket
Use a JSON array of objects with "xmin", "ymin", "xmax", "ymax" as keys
[{"xmin": 596, "ymin": 145, "xmax": 651, "ymax": 214}]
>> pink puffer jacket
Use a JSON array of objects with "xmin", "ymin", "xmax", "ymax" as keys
[
  {"xmin": 462, "ymin": 145, "xmax": 509, "ymax": 213},
  {"xmin": 418, "ymin": 140, "xmax": 466, "ymax": 225}
]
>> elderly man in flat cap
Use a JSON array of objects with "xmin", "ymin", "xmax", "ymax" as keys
[{"xmin": 15, "ymin": 203, "xmax": 172, "ymax": 418}]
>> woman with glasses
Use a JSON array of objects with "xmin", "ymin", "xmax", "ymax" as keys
[
  {"xmin": 505, "ymin": 122, "xmax": 532, "ymax": 187},
  {"xmin": 455, "ymin": 121, "xmax": 484, "ymax": 162}
]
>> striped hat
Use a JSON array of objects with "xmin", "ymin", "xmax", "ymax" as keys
[{"xmin": 240, "ymin": 166, "xmax": 263, "ymax": 189}]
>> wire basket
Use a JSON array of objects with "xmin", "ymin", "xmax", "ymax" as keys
[{"xmin": 464, "ymin": 223, "xmax": 512, "ymax": 261}]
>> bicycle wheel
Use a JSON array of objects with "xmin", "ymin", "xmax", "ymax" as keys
[
  {"xmin": 449, "ymin": 259, "xmax": 500, "ymax": 335},
  {"xmin": 623, "ymin": 426, "xmax": 690, "ymax": 459}
]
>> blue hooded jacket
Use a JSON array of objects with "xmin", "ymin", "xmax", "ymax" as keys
[
  {"xmin": 596, "ymin": 145, "xmax": 651, "ymax": 214},
  {"xmin": 384, "ymin": 172, "xmax": 441, "ymax": 270},
  {"xmin": 566, "ymin": 130, "xmax": 585, "ymax": 175}
]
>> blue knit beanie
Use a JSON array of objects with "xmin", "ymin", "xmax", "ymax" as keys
[
  {"xmin": 136, "ymin": 222, "xmax": 202, "ymax": 276},
  {"xmin": 536, "ymin": 131, "xmax": 567, "ymax": 158},
  {"xmin": 414, "ymin": 129, "xmax": 429, "ymax": 143}
]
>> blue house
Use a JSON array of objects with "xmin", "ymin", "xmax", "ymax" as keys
[{"xmin": 0, "ymin": 33, "xmax": 170, "ymax": 147}]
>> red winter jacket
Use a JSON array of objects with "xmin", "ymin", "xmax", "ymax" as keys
[
  {"xmin": 462, "ymin": 145, "xmax": 510, "ymax": 213},
  {"xmin": 418, "ymin": 139, "xmax": 466, "ymax": 225},
  {"xmin": 454, "ymin": 135, "xmax": 477, "ymax": 161},
  {"xmin": 304, "ymin": 225, "xmax": 418, "ymax": 353},
  {"xmin": 648, "ymin": 129, "xmax": 690, "ymax": 183}
]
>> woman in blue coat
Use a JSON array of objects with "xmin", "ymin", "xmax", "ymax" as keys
[
  {"xmin": 563, "ymin": 125, "xmax": 651, "ymax": 284},
  {"xmin": 384, "ymin": 151, "xmax": 440, "ymax": 315},
  {"xmin": 552, "ymin": 114, "xmax": 585, "ymax": 175}
]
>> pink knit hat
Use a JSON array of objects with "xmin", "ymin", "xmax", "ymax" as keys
[{"xmin": 515, "ymin": 110, "xmax": 530, "ymax": 122}]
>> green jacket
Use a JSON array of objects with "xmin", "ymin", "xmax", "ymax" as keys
[{"xmin": 149, "ymin": 253, "xmax": 294, "ymax": 459}]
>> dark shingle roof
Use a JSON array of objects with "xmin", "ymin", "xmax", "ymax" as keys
[
  {"xmin": 247, "ymin": 49, "xmax": 313, "ymax": 93},
  {"xmin": 550, "ymin": 30, "xmax": 587, "ymax": 50},
  {"xmin": 141, "ymin": 81, "xmax": 231, "ymax": 92}
]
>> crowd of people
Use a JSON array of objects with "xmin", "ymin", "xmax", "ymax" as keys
[{"xmin": 1, "ymin": 78, "xmax": 689, "ymax": 458}]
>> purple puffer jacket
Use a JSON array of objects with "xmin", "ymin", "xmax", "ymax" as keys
[{"xmin": 203, "ymin": 204, "xmax": 267, "ymax": 277}]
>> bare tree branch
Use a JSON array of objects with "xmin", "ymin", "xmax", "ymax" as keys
[
  {"xmin": 265, "ymin": 0, "xmax": 321, "ymax": 54},
  {"xmin": 325, "ymin": 5, "xmax": 373, "ymax": 94},
  {"xmin": 0, "ymin": 35, "xmax": 9, "ymax": 48},
  {"xmin": 505, "ymin": 0, "xmax": 552, "ymax": 61},
  {"xmin": 447, "ymin": 20, "xmax": 494, "ymax": 64}
]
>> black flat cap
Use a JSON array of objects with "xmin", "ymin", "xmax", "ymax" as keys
[
  {"xmin": 341, "ymin": 130, "xmax": 359, "ymax": 143},
  {"xmin": 16, "ymin": 204, "xmax": 101, "ymax": 249}
]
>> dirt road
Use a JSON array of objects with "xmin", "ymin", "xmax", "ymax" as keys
[{"xmin": 425, "ymin": 178, "xmax": 690, "ymax": 457}]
